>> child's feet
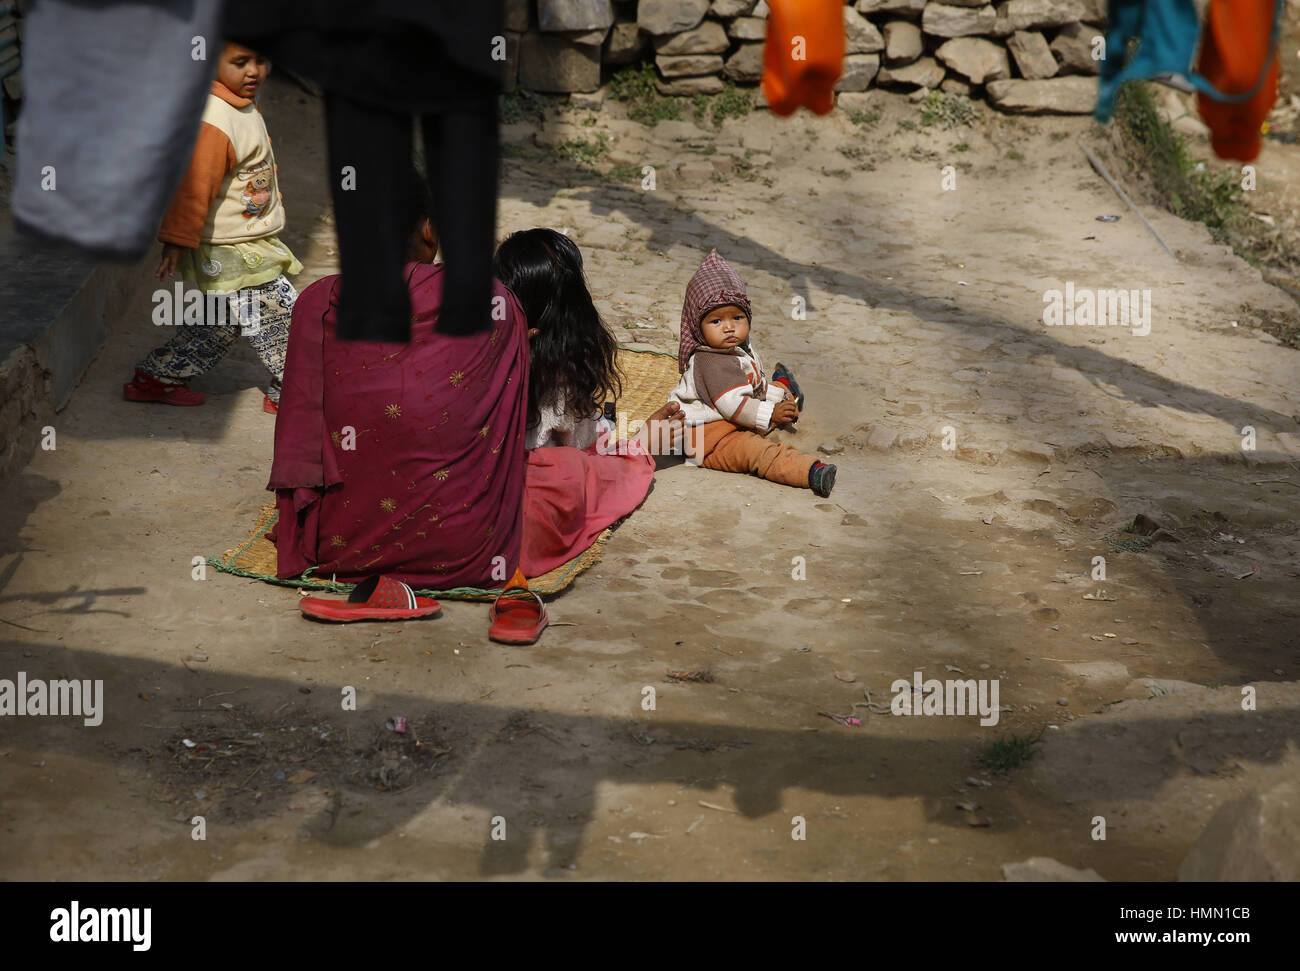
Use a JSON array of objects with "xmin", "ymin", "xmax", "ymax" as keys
[
  {"xmin": 772, "ymin": 362, "xmax": 805, "ymax": 410},
  {"xmin": 123, "ymin": 369, "xmax": 204, "ymax": 406},
  {"xmin": 810, "ymin": 461, "xmax": 837, "ymax": 498}
]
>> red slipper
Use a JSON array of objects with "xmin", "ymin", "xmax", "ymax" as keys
[
  {"xmin": 488, "ymin": 586, "xmax": 549, "ymax": 645},
  {"xmin": 263, "ymin": 395, "xmax": 278, "ymax": 415},
  {"xmin": 299, "ymin": 575, "xmax": 440, "ymax": 622},
  {"xmin": 123, "ymin": 368, "xmax": 205, "ymax": 406}
]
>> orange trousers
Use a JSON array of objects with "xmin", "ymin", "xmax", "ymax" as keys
[{"xmin": 687, "ymin": 421, "xmax": 817, "ymax": 489}]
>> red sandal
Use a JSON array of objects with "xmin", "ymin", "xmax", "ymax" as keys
[
  {"xmin": 488, "ymin": 586, "xmax": 549, "ymax": 645},
  {"xmin": 123, "ymin": 368, "xmax": 205, "ymax": 406},
  {"xmin": 299, "ymin": 575, "xmax": 441, "ymax": 623}
]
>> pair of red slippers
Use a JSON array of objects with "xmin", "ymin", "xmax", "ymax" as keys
[
  {"xmin": 123, "ymin": 369, "xmax": 278, "ymax": 413},
  {"xmin": 298, "ymin": 573, "xmax": 549, "ymax": 645}
]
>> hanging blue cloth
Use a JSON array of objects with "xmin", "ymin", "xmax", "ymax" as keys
[{"xmin": 1094, "ymin": 0, "xmax": 1285, "ymax": 121}]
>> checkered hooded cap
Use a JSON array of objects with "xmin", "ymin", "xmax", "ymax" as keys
[{"xmin": 678, "ymin": 249, "xmax": 752, "ymax": 373}]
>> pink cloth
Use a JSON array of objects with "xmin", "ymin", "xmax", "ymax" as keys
[
  {"xmin": 520, "ymin": 438, "xmax": 656, "ymax": 578},
  {"xmin": 267, "ymin": 263, "xmax": 529, "ymax": 588}
]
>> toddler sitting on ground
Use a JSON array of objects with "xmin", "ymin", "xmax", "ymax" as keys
[{"xmin": 669, "ymin": 249, "xmax": 836, "ymax": 497}]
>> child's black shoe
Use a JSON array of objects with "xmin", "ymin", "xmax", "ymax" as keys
[
  {"xmin": 772, "ymin": 362, "xmax": 805, "ymax": 410},
  {"xmin": 810, "ymin": 461, "xmax": 837, "ymax": 498}
]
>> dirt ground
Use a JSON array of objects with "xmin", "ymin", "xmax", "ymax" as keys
[{"xmin": 2, "ymin": 71, "xmax": 1298, "ymax": 881}]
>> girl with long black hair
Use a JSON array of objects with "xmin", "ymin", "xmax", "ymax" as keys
[{"xmin": 494, "ymin": 228, "xmax": 624, "ymax": 448}]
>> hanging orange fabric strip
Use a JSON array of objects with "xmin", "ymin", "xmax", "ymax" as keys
[
  {"xmin": 761, "ymin": 0, "xmax": 845, "ymax": 117},
  {"xmin": 1195, "ymin": 0, "xmax": 1281, "ymax": 162}
]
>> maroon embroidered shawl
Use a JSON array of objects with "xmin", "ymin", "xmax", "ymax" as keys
[{"xmin": 268, "ymin": 262, "xmax": 529, "ymax": 588}]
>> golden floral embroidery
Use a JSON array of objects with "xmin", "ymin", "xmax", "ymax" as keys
[
  {"xmin": 415, "ymin": 531, "xmax": 427, "ymax": 539},
  {"xmin": 428, "ymin": 514, "xmax": 439, "ymax": 523},
  {"xmin": 394, "ymin": 541, "xmax": 405, "ymax": 551},
  {"xmin": 433, "ymin": 468, "xmax": 449, "ymax": 481},
  {"xmin": 486, "ymin": 524, "xmax": 494, "ymax": 536},
  {"xmin": 330, "ymin": 430, "xmax": 341, "ymax": 446},
  {"xmin": 329, "ymin": 535, "xmax": 345, "ymax": 549},
  {"xmin": 379, "ymin": 497, "xmax": 397, "ymax": 513},
  {"xmin": 479, "ymin": 424, "xmax": 490, "ymax": 438},
  {"xmin": 385, "ymin": 403, "xmax": 402, "ymax": 420},
  {"xmin": 489, "ymin": 328, "xmax": 499, "ymax": 345},
  {"xmin": 450, "ymin": 369, "xmax": 465, "ymax": 387}
]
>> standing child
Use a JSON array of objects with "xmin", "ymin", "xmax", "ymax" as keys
[
  {"xmin": 124, "ymin": 41, "xmax": 302, "ymax": 412},
  {"xmin": 670, "ymin": 249, "xmax": 837, "ymax": 497}
]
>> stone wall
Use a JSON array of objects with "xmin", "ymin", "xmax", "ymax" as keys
[{"xmin": 506, "ymin": 0, "xmax": 1105, "ymax": 114}]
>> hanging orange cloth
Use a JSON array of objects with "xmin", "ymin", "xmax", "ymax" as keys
[
  {"xmin": 761, "ymin": 0, "xmax": 845, "ymax": 116},
  {"xmin": 1195, "ymin": 0, "xmax": 1282, "ymax": 162}
]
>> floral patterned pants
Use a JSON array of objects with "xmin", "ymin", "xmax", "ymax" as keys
[{"xmin": 137, "ymin": 275, "xmax": 298, "ymax": 401}]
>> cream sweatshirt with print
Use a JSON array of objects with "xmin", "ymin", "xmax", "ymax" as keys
[
  {"xmin": 669, "ymin": 344, "xmax": 788, "ymax": 432},
  {"xmin": 158, "ymin": 82, "xmax": 286, "ymax": 249}
]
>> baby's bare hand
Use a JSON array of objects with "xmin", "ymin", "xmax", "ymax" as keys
[{"xmin": 772, "ymin": 401, "xmax": 799, "ymax": 426}]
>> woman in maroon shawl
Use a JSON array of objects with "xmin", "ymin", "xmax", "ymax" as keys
[
  {"xmin": 267, "ymin": 190, "xmax": 530, "ymax": 588},
  {"xmin": 268, "ymin": 194, "xmax": 681, "ymax": 589}
]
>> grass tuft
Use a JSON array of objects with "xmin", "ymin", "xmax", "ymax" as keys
[
  {"xmin": 609, "ymin": 62, "xmax": 682, "ymax": 127},
  {"xmin": 977, "ymin": 731, "xmax": 1044, "ymax": 773},
  {"xmin": 920, "ymin": 89, "xmax": 979, "ymax": 129}
]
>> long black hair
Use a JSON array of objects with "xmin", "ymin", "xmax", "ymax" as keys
[{"xmin": 494, "ymin": 228, "xmax": 622, "ymax": 431}]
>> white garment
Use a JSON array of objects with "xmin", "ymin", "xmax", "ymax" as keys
[{"xmin": 526, "ymin": 394, "xmax": 612, "ymax": 450}]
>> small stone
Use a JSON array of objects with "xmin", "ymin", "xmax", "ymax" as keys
[
  {"xmin": 1003, "ymin": 856, "xmax": 1105, "ymax": 881},
  {"xmin": 710, "ymin": 0, "xmax": 754, "ymax": 15},
  {"xmin": 835, "ymin": 54, "xmax": 882, "ymax": 92},
  {"xmin": 656, "ymin": 53, "xmax": 724, "ymax": 77},
  {"xmin": 638, "ymin": 0, "xmax": 710, "ymax": 36},
  {"xmin": 655, "ymin": 74, "xmax": 724, "ymax": 95},
  {"xmin": 537, "ymin": 0, "xmax": 615, "ymax": 33},
  {"xmin": 935, "ymin": 36, "xmax": 1010, "ymax": 84},
  {"xmin": 986, "ymin": 77, "xmax": 1098, "ymax": 114},
  {"xmin": 1006, "ymin": 29, "xmax": 1058, "ymax": 80},
  {"xmin": 996, "ymin": 0, "xmax": 1100, "ymax": 33},
  {"xmin": 877, "ymin": 55, "xmax": 946, "ymax": 90},
  {"xmin": 843, "ymin": 6, "xmax": 885, "ymax": 54},
  {"xmin": 653, "ymin": 19, "xmax": 729, "ymax": 54},
  {"xmin": 1056, "ymin": 697, "xmax": 1069, "ymax": 706},
  {"xmin": 520, "ymin": 33, "xmax": 602, "ymax": 92},
  {"xmin": 728, "ymin": 16, "xmax": 767, "ymax": 41},
  {"xmin": 921, "ymin": 3, "xmax": 997, "ymax": 39},
  {"xmin": 604, "ymin": 22, "xmax": 649, "ymax": 65},
  {"xmin": 818, "ymin": 441, "xmax": 844, "ymax": 455},
  {"xmin": 855, "ymin": 0, "xmax": 926, "ymax": 15},
  {"xmin": 1051, "ymin": 22, "xmax": 1104, "ymax": 76},
  {"xmin": 570, "ymin": 89, "xmax": 605, "ymax": 110},
  {"xmin": 723, "ymin": 43, "xmax": 765, "ymax": 82},
  {"xmin": 883, "ymin": 20, "xmax": 923, "ymax": 64}
]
